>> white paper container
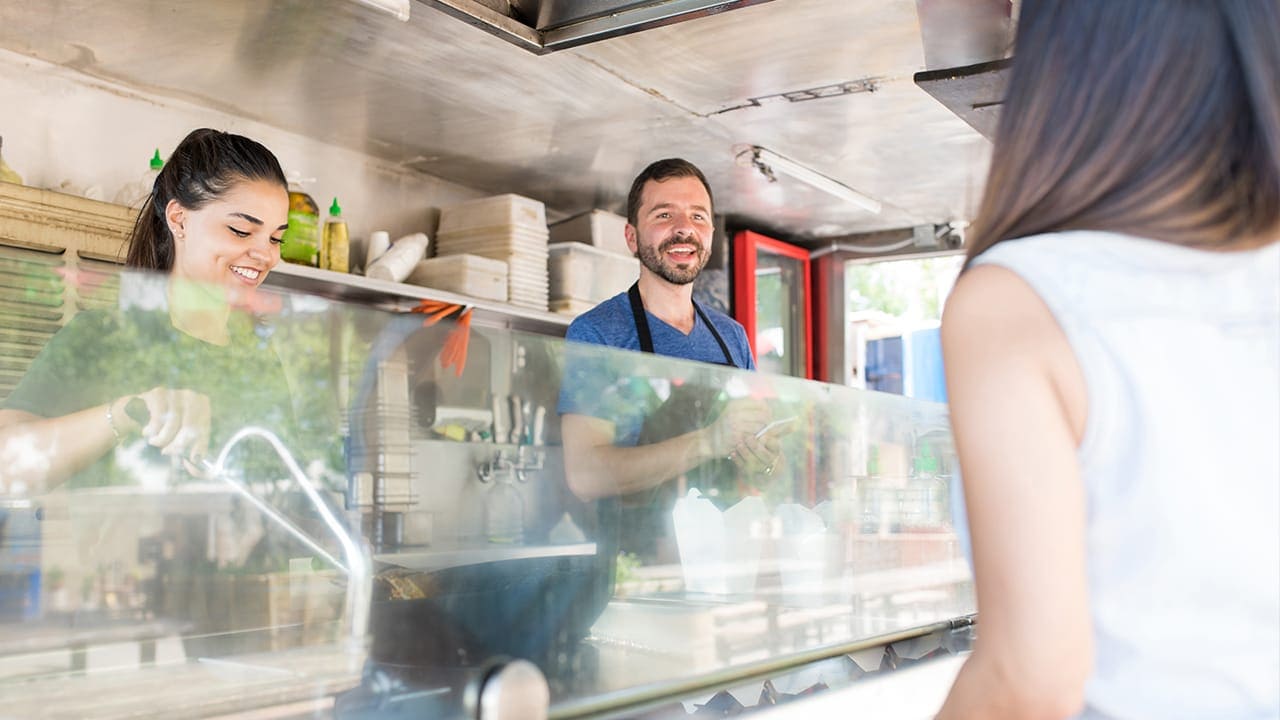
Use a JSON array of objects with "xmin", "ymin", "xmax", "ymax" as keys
[
  {"xmin": 441, "ymin": 246, "xmax": 547, "ymax": 262},
  {"xmin": 549, "ymin": 297, "xmax": 597, "ymax": 316},
  {"xmin": 548, "ymin": 242, "xmax": 639, "ymax": 304},
  {"xmin": 673, "ymin": 491, "xmax": 767, "ymax": 595},
  {"xmin": 437, "ymin": 241, "xmax": 546, "ymax": 258},
  {"xmin": 549, "ymin": 209, "xmax": 630, "ymax": 256},
  {"xmin": 437, "ymin": 242, "xmax": 548, "ymax": 260},
  {"xmin": 508, "ymin": 298, "xmax": 548, "ymax": 310},
  {"xmin": 438, "ymin": 224, "xmax": 549, "ymax": 242},
  {"xmin": 775, "ymin": 504, "xmax": 831, "ymax": 607},
  {"xmin": 438, "ymin": 194, "xmax": 547, "ymax": 235},
  {"xmin": 406, "ymin": 254, "xmax": 508, "ymax": 302}
]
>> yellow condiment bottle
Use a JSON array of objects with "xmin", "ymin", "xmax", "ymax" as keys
[
  {"xmin": 323, "ymin": 197, "xmax": 350, "ymax": 273},
  {"xmin": 0, "ymin": 135, "xmax": 24, "ymax": 185}
]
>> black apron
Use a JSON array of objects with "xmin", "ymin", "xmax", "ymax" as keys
[
  {"xmin": 618, "ymin": 283, "xmax": 743, "ymax": 559},
  {"xmin": 571, "ymin": 285, "xmax": 745, "ymax": 660},
  {"xmin": 627, "ymin": 282, "xmax": 737, "ymax": 369}
]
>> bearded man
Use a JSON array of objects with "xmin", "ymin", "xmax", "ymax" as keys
[{"xmin": 558, "ymin": 158, "xmax": 777, "ymax": 502}]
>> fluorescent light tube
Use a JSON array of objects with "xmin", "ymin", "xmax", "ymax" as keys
[
  {"xmin": 352, "ymin": 0, "xmax": 411, "ymax": 21},
  {"xmin": 750, "ymin": 146, "xmax": 882, "ymax": 214}
]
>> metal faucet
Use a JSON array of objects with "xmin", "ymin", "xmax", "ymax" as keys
[
  {"xmin": 477, "ymin": 446, "xmax": 543, "ymax": 484},
  {"xmin": 513, "ymin": 445, "xmax": 544, "ymax": 484},
  {"xmin": 476, "ymin": 450, "xmax": 514, "ymax": 484},
  {"xmin": 201, "ymin": 426, "xmax": 371, "ymax": 664}
]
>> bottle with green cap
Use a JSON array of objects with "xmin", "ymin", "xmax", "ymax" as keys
[
  {"xmin": 323, "ymin": 197, "xmax": 350, "ymax": 273},
  {"xmin": 113, "ymin": 149, "xmax": 163, "ymax": 207}
]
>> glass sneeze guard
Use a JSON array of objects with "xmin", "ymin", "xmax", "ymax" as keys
[{"xmin": 0, "ymin": 245, "xmax": 972, "ymax": 718}]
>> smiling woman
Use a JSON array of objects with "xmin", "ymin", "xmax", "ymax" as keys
[
  {"xmin": 0, "ymin": 128, "xmax": 294, "ymax": 494},
  {"xmin": 127, "ymin": 129, "xmax": 289, "ymax": 292}
]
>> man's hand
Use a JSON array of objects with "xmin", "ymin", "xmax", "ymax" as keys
[{"xmin": 706, "ymin": 400, "xmax": 784, "ymax": 475}]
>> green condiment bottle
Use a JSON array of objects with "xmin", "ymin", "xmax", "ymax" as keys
[
  {"xmin": 280, "ymin": 176, "xmax": 320, "ymax": 266},
  {"xmin": 113, "ymin": 149, "xmax": 163, "ymax": 207},
  {"xmin": 323, "ymin": 197, "xmax": 350, "ymax": 273}
]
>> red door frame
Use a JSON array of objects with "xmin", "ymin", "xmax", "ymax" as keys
[
  {"xmin": 732, "ymin": 230, "xmax": 814, "ymax": 380},
  {"xmin": 812, "ymin": 254, "xmax": 835, "ymax": 383}
]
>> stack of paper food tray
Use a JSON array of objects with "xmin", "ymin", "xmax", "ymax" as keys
[
  {"xmin": 548, "ymin": 209, "xmax": 630, "ymax": 256},
  {"xmin": 436, "ymin": 194, "xmax": 548, "ymax": 310},
  {"xmin": 547, "ymin": 241, "xmax": 639, "ymax": 315},
  {"xmin": 406, "ymin": 254, "xmax": 508, "ymax": 302}
]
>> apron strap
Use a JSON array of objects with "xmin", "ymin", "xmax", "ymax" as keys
[
  {"xmin": 693, "ymin": 302, "xmax": 736, "ymax": 368},
  {"xmin": 627, "ymin": 282, "xmax": 655, "ymax": 354},
  {"xmin": 628, "ymin": 282, "xmax": 737, "ymax": 368}
]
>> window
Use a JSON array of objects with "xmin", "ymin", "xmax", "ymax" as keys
[{"xmin": 845, "ymin": 255, "xmax": 962, "ymax": 401}]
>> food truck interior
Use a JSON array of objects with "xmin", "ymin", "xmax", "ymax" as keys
[{"xmin": 0, "ymin": 1, "xmax": 1010, "ymax": 717}]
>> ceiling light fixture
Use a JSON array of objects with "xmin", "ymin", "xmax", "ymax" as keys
[
  {"xmin": 351, "ymin": 0, "xmax": 411, "ymax": 22},
  {"xmin": 742, "ymin": 145, "xmax": 882, "ymax": 214}
]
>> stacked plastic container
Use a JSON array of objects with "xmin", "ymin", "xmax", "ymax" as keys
[
  {"xmin": 547, "ymin": 210, "xmax": 640, "ymax": 316},
  {"xmin": 436, "ymin": 194, "xmax": 549, "ymax": 311},
  {"xmin": 406, "ymin": 254, "xmax": 508, "ymax": 302}
]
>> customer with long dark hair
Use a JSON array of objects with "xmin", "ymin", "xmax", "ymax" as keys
[
  {"xmin": 938, "ymin": 2, "xmax": 1278, "ymax": 718},
  {"xmin": 0, "ymin": 128, "xmax": 291, "ymax": 493}
]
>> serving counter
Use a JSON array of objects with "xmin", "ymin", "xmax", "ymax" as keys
[{"xmin": 0, "ymin": 256, "xmax": 974, "ymax": 718}]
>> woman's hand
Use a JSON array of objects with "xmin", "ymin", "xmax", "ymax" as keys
[{"xmin": 121, "ymin": 387, "xmax": 212, "ymax": 463}]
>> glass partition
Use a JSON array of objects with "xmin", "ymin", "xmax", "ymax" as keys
[{"xmin": 0, "ymin": 250, "xmax": 971, "ymax": 718}]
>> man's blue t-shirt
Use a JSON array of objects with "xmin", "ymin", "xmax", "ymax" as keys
[
  {"xmin": 563, "ymin": 291, "xmax": 755, "ymax": 369},
  {"xmin": 556, "ymin": 291, "xmax": 754, "ymax": 444}
]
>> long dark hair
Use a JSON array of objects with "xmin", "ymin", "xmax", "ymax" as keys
[
  {"xmin": 967, "ymin": 0, "xmax": 1280, "ymax": 263},
  {"xmin": 125, "ymin": 129, "xmax": 288, "ymax": 270}
]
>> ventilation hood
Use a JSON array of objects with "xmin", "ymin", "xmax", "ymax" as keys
[{"xmin": 424, "ymin": 0, "xmax": 776, "ymax": 53}]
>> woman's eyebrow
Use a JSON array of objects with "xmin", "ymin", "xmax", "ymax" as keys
[{"xmin": 228, "ymin": 212, "xmax": 263, "ymax": 225}]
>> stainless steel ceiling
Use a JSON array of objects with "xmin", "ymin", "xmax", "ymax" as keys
[{"xmin": 0, "ymin": 0, "xmax": 1002, "ymax": 244}]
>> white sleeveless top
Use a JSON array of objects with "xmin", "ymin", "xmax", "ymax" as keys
[{"xmin": 971, "ymin": 231, "xmax": 1280, "ymax": 720}]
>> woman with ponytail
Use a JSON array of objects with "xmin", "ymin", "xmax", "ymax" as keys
[
  {"xmin": 937, "ymin": 1, "xmax": 1278, "ymax": 718},
  {"xmin": 0, "ymin": 128, "xmax": 291, "ymax": 492}
]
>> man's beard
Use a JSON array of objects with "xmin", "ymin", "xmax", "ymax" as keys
[{"xmin": 636, "ymin": 237, "xmax": 709, "ymax": 285}]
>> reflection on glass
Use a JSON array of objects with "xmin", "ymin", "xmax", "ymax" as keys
[
  {"xmin": 0, "ymin": 248, "xmax": 972, "ymax": 718},
  {"xmin": 755, "ymin": 248, "xmax": 807, "ymax": 377}
]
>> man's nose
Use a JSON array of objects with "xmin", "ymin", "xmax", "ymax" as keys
[{"xmin": 672, "ymin": 213, "xmax": 697, "ymax": 237}]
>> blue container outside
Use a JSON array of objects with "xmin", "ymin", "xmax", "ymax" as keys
[{"xmin": 0, "ymin": 501, "xmax": 42, "ymax": 621}]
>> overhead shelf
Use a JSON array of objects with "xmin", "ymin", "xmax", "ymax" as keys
[
  {"xmin": 0, "ymin": 182, "xmax": 572, "ymax": 338},
  {"xmin": 267, "ymin": 261, "xmax": 570, "ymax": 336}
]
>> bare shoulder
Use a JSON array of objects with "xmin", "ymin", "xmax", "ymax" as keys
[
  {"xmin": 943, "ymin": 264, "xmax": 1056, "ymax": 342},
  {"xmin": 943, "ymin": 263, "xmax": 1087, "ymax": 441},
  {"xmin": 943, "ymin": 264, "xmax": 1063, "ymax": 372}
]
